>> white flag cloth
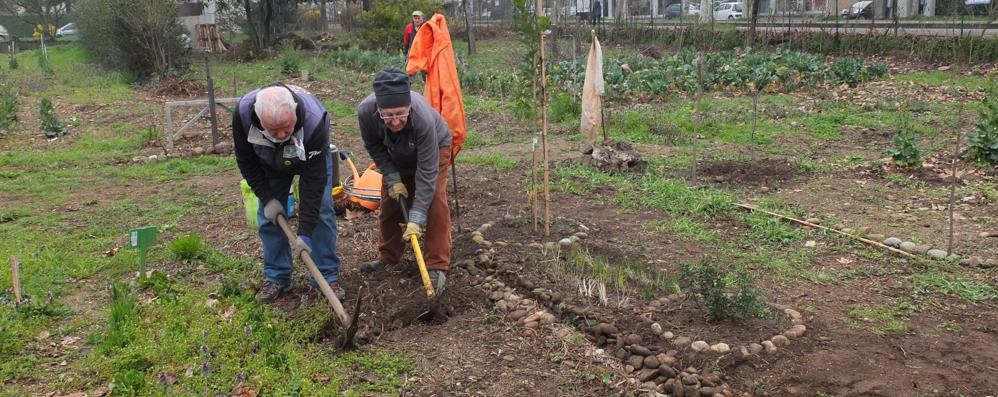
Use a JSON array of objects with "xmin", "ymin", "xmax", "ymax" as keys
[{"xmin": 580, "ymin": 32, "xmax": 604, "ymax": 144}]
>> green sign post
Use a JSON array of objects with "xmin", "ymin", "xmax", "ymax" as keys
[{"xmin": 127, "ymin": 226, "xmax": 157, "ymax": 277}]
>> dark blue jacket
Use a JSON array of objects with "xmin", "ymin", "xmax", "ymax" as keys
[{"xmin": 232, "ymin": 84, "xmax": 330, "ymax": 236}]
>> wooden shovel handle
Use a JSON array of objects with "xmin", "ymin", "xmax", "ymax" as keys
[{"xmin": 275, "ymin": 214, "xmax": 351, "ymax": 326}]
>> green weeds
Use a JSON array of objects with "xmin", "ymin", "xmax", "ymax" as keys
[
  {"xmin": 910, "ymin": 272, "xmax": 997, "ymax": 302},
  {"xmin": 0, "ymin": 81, "xmax": 16, "ymax": 135},
  {"xmin": 845, "ymin": 302, "xmax": 914, "ymax": 334},
  {"xmin": 643, "ymin": 217, "xmax": 718, "ymax": 242},
  {"xmin": 460, "ymin": 153, "xmax": 517, "ymax": 171},
  {"xmin": 886, "ymin": 113, "xmax": 922, "ymax": 167},
  {"xmin": 39, "ymin": 97, "xmax": 65, "ymax": 138},
  {"xmin": 558, "ymin": 248, "xmax": 678, "ymax": 300}
]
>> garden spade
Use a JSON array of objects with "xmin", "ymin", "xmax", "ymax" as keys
[{"xmin": 274, "ymin": 213, "xmax": 360, "ymax": 349}]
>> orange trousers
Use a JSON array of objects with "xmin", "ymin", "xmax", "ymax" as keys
[{"xmin": 377, "ymin": 146, "xmax": 452, "ymax": 271}]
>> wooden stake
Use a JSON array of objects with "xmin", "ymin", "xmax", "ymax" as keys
[
  {"xmin": 532, "ymin": 138, "xmax": 539, "ymax": 233},
  {"xmin": 691, "ymin": 52, "xmax": 703, "ymax": 183},
  {"xmin": 539, "ymin": 0, "xmax": 551, "ymax": 237},
  {"xmin": 9, "ymin": 256, "xmax": 21, "ymax": 305},
  {"xmin": 736, "ymin": 203, "xmax": 919, "ymax": 260},
  {"xmin": 948, "ymin": 95, "xmax": 966, "ymax": 255}
]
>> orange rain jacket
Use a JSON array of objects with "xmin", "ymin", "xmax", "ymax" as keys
[{"xmin": 405, "ymin": 14, "xmax": 467, "ymax": 157}]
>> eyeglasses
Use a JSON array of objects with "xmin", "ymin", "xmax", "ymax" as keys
[{"xmin": 378, "ymin": 108, "xmax": 410, "ymax": 121}]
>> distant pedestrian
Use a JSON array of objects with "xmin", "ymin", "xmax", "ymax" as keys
[
  {"xmin": 592, "ymin": 0, "xmax": 603, "ymax": 25},
  {"xmin": 403, "ymin": 10, "xmax": 425, "ymax": 57}
]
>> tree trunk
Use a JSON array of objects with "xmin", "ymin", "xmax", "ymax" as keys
[
  {"xmin": 700, "ymin": 0, "xmax": 712, "ymax": 22},
  {"xmin": 243, "ymin": 0, "xmax": 262, "ymax": 52},
  {"xmin": 463, "ymin": 0, "xmax": 476, "ymax": 54},
  {"xmin": 320, "ymin": 0, "xmax": 328, "ymax": 31},
  {"xmin": 749, "ymin": 0, "xmax": 761, "ymax": 46},
  {"xmin": 264, "ymin": 0, "xmax": 274, "ymax": 47}
]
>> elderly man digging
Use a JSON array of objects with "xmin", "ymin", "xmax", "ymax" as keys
[
  {"xmin": 357, "ymin": 68, "xmax": 451, "ymax": 294},
  {"xmin": 232, "ymin": 83, "xmax": 344, "ymax": 303}
]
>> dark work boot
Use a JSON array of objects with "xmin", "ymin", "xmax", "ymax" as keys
[
  {"xmin": 360, "ymin": 259, "xmax": 385, "ymax": 274},
  {"xmin": 255, "ymin": 280, "xmax": 290, "ymax": 304}
]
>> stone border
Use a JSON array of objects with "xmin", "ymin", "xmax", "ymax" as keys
[{"xmin": 467, "ymin": 215, "xmax": 814, "ymax": 396}]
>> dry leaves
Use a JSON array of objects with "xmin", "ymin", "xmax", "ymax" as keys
[{"xmin": 231, "ymin": 383, "xmax": 259, "ymax": 397}]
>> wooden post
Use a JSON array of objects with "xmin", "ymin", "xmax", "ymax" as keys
[
  {"xmin": 204, "ymin": 52, "xmax": 220, "ymax": 148},
  {"xmin": 691, "ymin": 52, "xmax": 703, "ymax": 183},
  {"xmin": 532, "ymin": 138, "xmax": 539, "ymax": 232},
  {"xmin": 948, "ymin": 94, "xmax": 966, "ymax": 255},
  {"xmin": 9, "ymin": 256, "xmax": 21, "ymax": 305},
  {"xmin": 539, "ymin": 0, "xmax": 551, "ymax": 237}
]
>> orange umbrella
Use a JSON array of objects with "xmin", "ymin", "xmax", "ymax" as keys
[{"xmin": 405, "ymin": 14, "xmax": 467, "ymax": 158}]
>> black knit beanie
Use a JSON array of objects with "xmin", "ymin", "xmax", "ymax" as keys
[{"xmin": 373, "ymin": 68, "xmax": 411, "ymax": 109}]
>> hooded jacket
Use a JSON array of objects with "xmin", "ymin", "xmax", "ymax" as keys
[
  {"xmin": 232, "ymin": 84, "xmax": 330, "ymax": 236},
  {"xmin": 405, "ymin": 14, "xmax": 467, "ymax": 157}
]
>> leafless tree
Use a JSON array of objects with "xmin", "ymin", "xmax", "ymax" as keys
[{"xmin": 0, "ymin": 0, "xmax": 70, "ymax": 37}]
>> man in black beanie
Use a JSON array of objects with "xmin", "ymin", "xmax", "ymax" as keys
[{"xmin": 357, "ymin": 68, "xmax": 453, "ymax": 294}]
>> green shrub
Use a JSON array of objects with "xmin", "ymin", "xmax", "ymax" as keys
[
  {"xmin": 886, "ymin": 114, "xmax": 922, "ymax": 168},
  {"xmin": 680, "ymin": 259, "xmax": 770, "ymax": 321},
  {"xmin": 830, "ymin": 57, "xmax": 865, "ymax": 87},
  {"xmin": 968, "ymin": 84, "xmax": 998, "ymax": 166},
  {"xmin": 8, "ymin": 52, "xmax": 17, "ymax": 70},
  {"xmin": 549, "ymin": 92, "xmax": 581, "ymax": 123},
  {"xmin": 280, "ymin": 43, "xmax": 303, "ymax": 77},
  {"xmin": 38, "ymin": 98, "xmax": 64, "ymax": 138},
  {"xmin": 0, "ymin": 82, "xmax": 16, "ymax": 135},
  {"xmin": 77, "ymin": 0, "xmax": 189, "ymax": 79},
  {"xmin": 169, "ymin": 232, "xmax": 206, "ymax": 261},
  {"xmin": 358, "ymin": 0, "xmax": 442, "ymax": 51},
  {"xmin": 865, "ymin": 62, "xmax": 889, "ymax": 79},
  {"xmin": 326, "ymin": 46, "xmax": 402, "ymax": 71}
]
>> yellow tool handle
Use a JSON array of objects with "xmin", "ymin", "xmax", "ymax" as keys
[{"xmin": 409, "ymin": 235, "xmax": 435, "ymax": 297}]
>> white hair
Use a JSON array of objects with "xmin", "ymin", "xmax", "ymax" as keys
[{"xmin": 254, "ymin": 86, "xmax": 297, "ymax": 124}]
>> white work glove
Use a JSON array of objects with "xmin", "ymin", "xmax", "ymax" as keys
[
  {"xmin": 293, "ymin": 236, "xmax": 313, "ymax": 260},
  {"xmin": 263, "ymin": 199, "xmax": 284, "ymax": 223}
]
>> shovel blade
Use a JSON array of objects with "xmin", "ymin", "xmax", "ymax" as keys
[{"xmin": 338, "ymin": 286, "xmax": 363, "ymax": 350}]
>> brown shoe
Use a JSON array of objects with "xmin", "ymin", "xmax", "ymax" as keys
[
  {"xmin": 255, "ymin": 280, "xmax": 290, "ymax": 303},
  {"xmin": 310, "ymin": 281, "xmax": 346, "ymax": 301}
]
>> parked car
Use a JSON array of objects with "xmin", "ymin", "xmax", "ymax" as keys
[
  {"xmin": 842, "ymin": 0, "xmax": 872, "ymax": 19},
  {"xmin": 688, "ymin": 3, "xmax": 701, "ymax": 15},
  {"xmin": 665, "ymin": 3, "xmax": 683, "ymax": 17},
  {"xmin": 714, "ymin": 2, "xmax": 743, "ymax": 20},
  {"xmin": 964, "ymin": 0, "xmax": 989, "ymax": 15},
  {"xmin": 0, "ymin": 24, "xmax": 8, "ymax": 41},
  {"xmin": 56, "ymin": 22, "xmax": 78, "ymax": 37}
]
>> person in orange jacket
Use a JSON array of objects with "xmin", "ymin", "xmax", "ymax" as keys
[{"xmin": 403, "ymin": 10, "xmax": 424, "ymax": 56}]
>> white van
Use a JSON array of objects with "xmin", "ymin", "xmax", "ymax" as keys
[{"xmin": 714, "ymin": 2, "xmax": 744, "ymax": 20}]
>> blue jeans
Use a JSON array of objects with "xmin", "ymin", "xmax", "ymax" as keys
[{"xmin": 256, "ymin": 151, "xmax": 341, "ymax": 286}]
